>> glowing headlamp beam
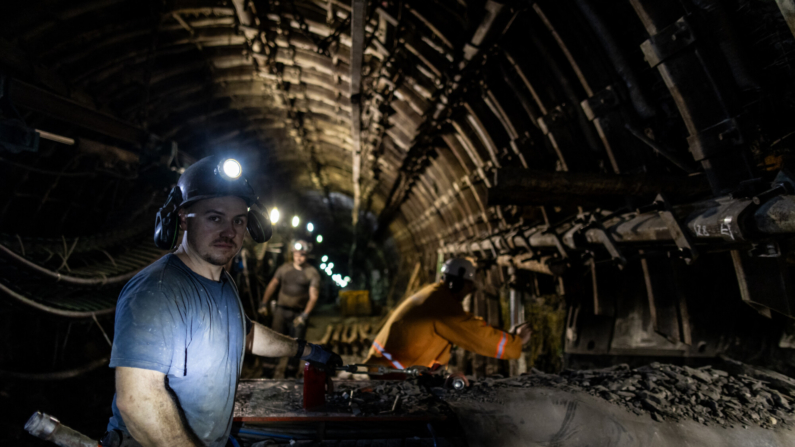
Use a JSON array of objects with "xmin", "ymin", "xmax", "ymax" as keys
[{"xmin": 219, "ymin": 159, "xmax": 242, "ymax": 180}]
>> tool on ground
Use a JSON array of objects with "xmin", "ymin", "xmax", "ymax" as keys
[
  {"xmin": 444, "ymin": 372, "xmax": 470, "ymax": 390},
  {"xmin": 338, "ymin": 364, "xmax": 470, "ymax": 390},
  {"xmin": 337, "ymin": 363, "xmax": 427, "ymax": 377},
  {"xmin": 25, "ymin": 411, "xmax": 98, "ymax": 447}
]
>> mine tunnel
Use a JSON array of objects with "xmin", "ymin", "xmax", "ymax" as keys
[{"xmin": 4, "ymin": 0, "xmax": 795, "ymax": 446}]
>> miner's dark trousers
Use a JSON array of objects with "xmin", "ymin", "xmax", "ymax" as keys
[{"xmin": 263, "ymin": 306, "xmax": 307, "ymax": 376}]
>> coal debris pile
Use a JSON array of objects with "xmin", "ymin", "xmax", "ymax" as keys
[
  {"xmin": 326, "ymin": 381, "xmax": 452, "ymax": 417},
  {"xmin": 447, "ymin": 363, "xmax": 794, "ymax": 429}
]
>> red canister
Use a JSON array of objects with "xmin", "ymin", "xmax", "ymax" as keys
[{"xmin": 303, "ymin": 362, "xmax": 327, "ymax": 411}]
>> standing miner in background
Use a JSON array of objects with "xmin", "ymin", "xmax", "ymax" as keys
[
  {"xmin": 259, "ymin": 239, "xmax": 321, "ymax": 376},
  {"xmin": 364, "ymin": 257, "xmax": 532, "ymax": 377},
  {"xmin": 104, "ymin": 157, "xmax": 341, "ymax": 447}
]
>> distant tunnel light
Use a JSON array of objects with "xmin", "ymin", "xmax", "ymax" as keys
[
  {"xmin": 321, "ymin": 255, "xmax": 328, "ymax": 262},
  {"xmin": 269, "ymin": 208, "xmax": 280, "ymax": 224},
  {"xmin": 320, "ymin": 263, "xmax": 327, "ymax": 269},
  {"xmin": 307, "ymin": 222, "xmax": 314, "ymax": 232},
  {"xmin": 316, "ymin": 235, "xmax": 323, "ymax": 243},
  {"xmin": 292, "ymin": 216, "xmax": 300, "ymax": 227},
  {"xmin": 219, "ymin": 159, "xmax": 242, "ymax": 180}
]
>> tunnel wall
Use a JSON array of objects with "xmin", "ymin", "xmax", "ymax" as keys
[{"xmin": 2, "ymin": 0, "xmax": 795, "ymax": 375}]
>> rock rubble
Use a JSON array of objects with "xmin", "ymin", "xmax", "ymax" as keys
[
  {"xmin": 446, "ymin": 363, "xmax": 794, "ymax": 429},
  {"xmin": 243, "ymin": 362, "xmax": 795, "ymax": 431}
]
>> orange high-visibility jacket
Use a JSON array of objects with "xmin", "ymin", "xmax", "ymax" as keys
[{"xmin": 363, "ymin": 282, "xmax": 522, "ymax": 370}]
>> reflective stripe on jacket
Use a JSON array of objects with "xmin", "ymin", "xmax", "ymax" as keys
[{"xmin": 363, "ymin": 282, "xmax": 522, "ymax": 370}]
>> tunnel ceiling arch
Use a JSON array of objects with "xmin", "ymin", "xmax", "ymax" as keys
[{"xmin": 3, "ymin": 0, "xmax": 795, "ymax": 318}]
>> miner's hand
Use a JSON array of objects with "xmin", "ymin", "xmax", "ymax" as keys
[
  {"xmin": 302, "ymin": 343, "xmax": 343, "ymax": 369},
  {"xmin": 293, "ymin": 313, "xmax": 307, "ymax": 327},
  {"xmin": 517, "ymin": 325, "xmax": 533, "ymax": 345}
]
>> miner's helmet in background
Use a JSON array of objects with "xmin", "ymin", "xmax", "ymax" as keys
[
  {"xmin": 291, "ymin": 239, "xmax": 312, "ymax": 254},
  {"xmin": 441, "ymin": 257, "xmax": 476, "ymax": 293},
  {"xmin": 153, "ymin": 156, "xmax": 273, "ymax": 250}
]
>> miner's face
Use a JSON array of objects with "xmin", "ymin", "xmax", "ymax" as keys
[
  {"xmin": 293, "ymin": 250, "xmax": 307, "ymax": 266},
  {"xmin": 181, "ymin": 196, "xmax": 248, "ymax": 266}
]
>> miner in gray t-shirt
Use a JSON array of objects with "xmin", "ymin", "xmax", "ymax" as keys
[{"xmin": 259, "ymin": 240, "xmax": 320, "ymax": 375}]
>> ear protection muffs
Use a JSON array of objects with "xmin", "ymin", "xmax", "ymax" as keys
[
  {"xmin": 247, "ymin": 202, "xmax": 273, "ymax": 243},
  {"xmin": 154, "ymin": 186, "xmax": 183, "ymax": 250},
  {"xmin": 154, "ymin": 189, "xmax": 274, "ymax": 250}
]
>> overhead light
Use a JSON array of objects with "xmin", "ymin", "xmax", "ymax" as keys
[
  {"xmin": 292, "ymin": 216, "xmax": 300, "ymax": 227},
  {"xmin": 321, "ymin": 255, "xmax": 328, "ymax": 262},
  {"xmin": 316, "ymin": 235, "xmax": 323, "ymax": 243},
  {"xmin": 307, "ymin": 222, "xmax": 314, "ymax": 232},
  {"xmin": 320, "ymin": 263, "xmax": 327, "ymax": 269},
  {"xmin": 218, "ymin": 158, "xmax": 242, "ymax": 180},
  {"xmin": 328, "ymin": 263, "xmax": 334, "ymax": 269},
  {"xmin": 269, "ymin": 208, "xmax": 280, "ymax": 224},
  {"xmin": 344, "ymin": 276, "xmax": 350, "ymax": 282}
]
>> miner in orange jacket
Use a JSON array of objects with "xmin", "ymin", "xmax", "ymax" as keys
[{"xmin": 363, "ymin": 258, "xmax": 532, "ymax": 374}]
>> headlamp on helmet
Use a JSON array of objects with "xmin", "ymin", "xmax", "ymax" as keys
[
  {"xmin": 218, "ymin": 158, "xmax": 242, "ymax": 180},
  {"xmin": 291, "ymin": 239, "xmax": 312, "ymax": 254}
]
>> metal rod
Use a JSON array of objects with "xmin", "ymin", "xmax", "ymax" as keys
[
  {"xmin": 35, "ymin": 130, "xmax": 75, "ymax": 146},
  {"xmin": 624, "ymin": 123, "xmax": 695, "ymax": 173}
]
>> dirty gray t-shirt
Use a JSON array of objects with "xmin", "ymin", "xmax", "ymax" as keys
[
  {"xmin": 274, "ymin": 263, "xmax": 321, "ymax": 309},
  {"xmin": 107, "ymin": 254, "xmax": 250, "ymax": 446}
]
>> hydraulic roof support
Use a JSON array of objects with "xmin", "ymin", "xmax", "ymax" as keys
[{"xmin": 350, "ymin": 0, "xmax": 366, "ymax": 225}]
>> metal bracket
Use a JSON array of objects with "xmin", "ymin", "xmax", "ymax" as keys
[
  {"xmin": 543, "ymin": 226, "xmax": 569, "ymax": 260},
  {"xmin": 512, "ymin": 229, "xmax": 537, "ymax": 260},
  {"xmin": 583, "ymin": 213, "xmax": 627, "ymax": 269},
  {"xmin": 640, "ymin": 16, "xmax": 696, "ymax": 67},
  {"xmin": 580, "ymin": 85, "xmax": 619, "ymax": 121},
  {"xmin": 749, "ymin": 241, "xmax": 781, "ymax": 258},
  {"xmin": 654, "ymin": 194, "xmax": 699, "ymax": 265},
  {"xmin": 536, "ymin": 104, "xmax": 570, "ymax": 136}
]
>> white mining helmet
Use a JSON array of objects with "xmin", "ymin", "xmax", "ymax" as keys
[{"xmin": 441, "ymin": 258, "xmax": 476, "ymax": 281}]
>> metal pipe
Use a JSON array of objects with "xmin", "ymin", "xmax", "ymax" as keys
[
  {"xmin": 25, "ymin": 412, "xmax": 97, "ymax": 447},
  {"xmin": 574, "ymin": 0, "xmax": 655, "ymax": 119},
  {"xmin": 35, "ymin": 130, "xmax": 75, "ymax": 146},
  {"xmin": 0, "ymin": 241, "xmax": 141, "ymax": 286},
  {"xmin": 488, "ymin": 167, "xmax": 709, "ymax": 206},
  {"xmin": 0, "ymin": 281, "xmax": 115, "ymax": 318}
]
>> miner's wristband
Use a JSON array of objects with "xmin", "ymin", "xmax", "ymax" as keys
[{"xmin": 294, "ymin": 339, "xmax": 308, "ymax": 360}]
